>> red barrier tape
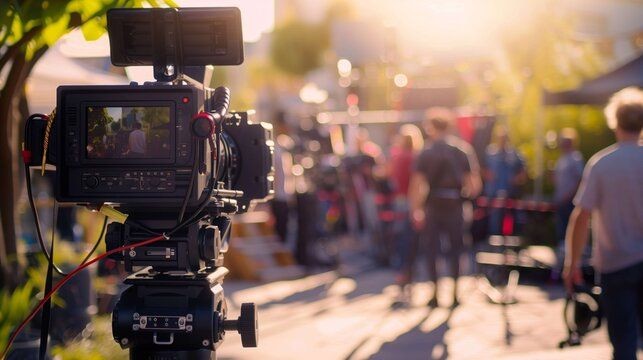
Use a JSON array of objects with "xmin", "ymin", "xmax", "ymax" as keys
[{"xmin": 475, "ymin": 197, "xmax": 555, "ymax": 212}]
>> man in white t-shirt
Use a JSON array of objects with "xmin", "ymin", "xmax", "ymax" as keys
[
  {"xmin": 564, "ymin": 87, "xmax": 643, "ymax": 360},
  {"xmin": 128, "ymin": 122, "xmax": 146, "ymax": 157}
]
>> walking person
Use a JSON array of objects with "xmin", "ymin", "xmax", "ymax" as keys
[
  {"xmin": 564, "ymin": 87, "xmax": 643, "ymax": 360},
  {"xmin": 408, "ymin": 108, "xmax": 481, "ymax": 307},
  {"xmin": 271, "ymin": 114, "xmax": 295, "ymax": 244}
]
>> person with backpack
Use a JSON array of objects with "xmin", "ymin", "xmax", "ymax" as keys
[{"xmin": 407, "ymin": 108, "xmax": 481, "ymax": 307}]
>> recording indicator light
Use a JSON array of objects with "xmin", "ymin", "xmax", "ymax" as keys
[{"xmin": 182, "ymin": 97, "xmax": 190, "ymax": 103}]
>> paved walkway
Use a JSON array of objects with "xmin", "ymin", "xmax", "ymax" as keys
[{"xmin": 217, "ymin": 265, "xmax": 616, "ymax": 360}]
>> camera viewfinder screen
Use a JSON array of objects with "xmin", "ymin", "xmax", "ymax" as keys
[{"xmin": 86, "ymin": 106, "xmax": 171, "ymax": 159}]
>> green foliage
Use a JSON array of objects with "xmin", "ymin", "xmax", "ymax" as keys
[
  {"xmin": 0, "ymin": 282, "xmax": 34, "ymax": 351},
  {"xmin": 0, "ymin": 265, "xmax": 44, "ymax": 352},
  {"xmin": 543, "ymin": 105, "xmax": 613, "ymax": 163},
  {"xmin": 270, "ymin": 20, "xmax": 330, "ymax": 76},
  {"xmin": 50, "ymin": 240, "xmax": 90, "ymax": 271},
  {"xmin": 242, "ymin": 1, "xmax": 354, "ymax": 104},
  {"xmin": 462, "ymin": 3, "xmax": 610, "ymax": 193},
  {"xmin": 0, "ymin": 0, "xmax": 176, "ymax": 59},
  {"xmin": 52, "ymin": 315, "xmax": 128, "ymax": 360},
  {"xmin": 141, "ymin": 107, "xmax": 170, "ymax": 129}
]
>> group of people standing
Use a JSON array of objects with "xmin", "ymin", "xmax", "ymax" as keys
[{"xmin": 388, "ymin": 107, "xmax": 531, "ymax": 308}]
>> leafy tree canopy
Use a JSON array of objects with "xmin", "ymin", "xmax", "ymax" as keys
[{"xmin": 270, "ymin": 20, "xmax": 330, "ymax": 76}]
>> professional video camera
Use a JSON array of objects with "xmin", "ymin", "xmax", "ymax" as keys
[{"xmin": 23, "ymin": 7, "xmax": 273, "ymax": 359}]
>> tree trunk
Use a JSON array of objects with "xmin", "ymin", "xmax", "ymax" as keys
[
  {"xmin": 0, "ymin": 47, "xmax": 47, "ymax": 287},
  {"xmin": 0, "ymin": 54, "xmax": 28, "ymax": 286}
]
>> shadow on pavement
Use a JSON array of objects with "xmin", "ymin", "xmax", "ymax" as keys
[{"xmin": 361, "ymin": 308, "xmax": 454, "ymax": 360}]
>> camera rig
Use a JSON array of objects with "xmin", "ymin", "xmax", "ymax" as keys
[{"xmin": 22, "ymin": 7, "xmax": 273, "ymax": 359}]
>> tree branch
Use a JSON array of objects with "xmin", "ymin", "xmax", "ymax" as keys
[
  {"xmin": 0, "ymin": 12, "xmax": 17, "ymax": 47},
  {"xmin": 0, "ymin": 0, "xmax": 125, "ymax": 71},
  {"xmin": 0, "ymin": 25, "xmax": 42, "ymax": 71}
]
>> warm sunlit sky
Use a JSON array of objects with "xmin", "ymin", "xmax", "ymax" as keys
[
  {"xmin": 354, "ymin": 0, "xmax": 516, "ymax": 58},
  {"xmin": 178, "ymin": 0, "xmax": 274, "ymax": 43},
  {"xmin": 59, "ymin": 0, "xmax": 642, "ymax": 62},
  {"xmin": 350, "ymin": 0, "xmax": 642, "ymax": 61}
]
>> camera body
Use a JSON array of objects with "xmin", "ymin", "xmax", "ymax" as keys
[{"xmin": 54, "ymin": 83, "xmax": 273, "ymax": 212}]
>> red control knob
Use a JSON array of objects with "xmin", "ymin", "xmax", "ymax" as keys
[{"xmin": 191, "ymin": 112, "xmax": 215, "ymax": 139}]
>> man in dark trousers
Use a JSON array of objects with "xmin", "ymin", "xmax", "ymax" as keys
[
  {"xmin": 408, "ymin": 108, "xmax": 481, "ymax": 307},
  {"xmin": 271, "ymin": 113, "xmax": 294, "ymax": 244},
  {"xmin": 564, "ymin": 87, "xmax": 643, "ymax": 360}
]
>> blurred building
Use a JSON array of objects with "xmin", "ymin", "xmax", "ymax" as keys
[{"xmin": 27, "ymin": 32, "xmax": 127, "ymax": 114}]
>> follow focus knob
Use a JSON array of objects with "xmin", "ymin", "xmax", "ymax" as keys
[{"xmin": 222, "ymin": 302, "xmax": 258, "ymax": 348}]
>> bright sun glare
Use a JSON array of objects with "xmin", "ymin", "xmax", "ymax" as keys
[{"xmin": 354, "ymin": 0, "xmax": 539, "ymax": 59}]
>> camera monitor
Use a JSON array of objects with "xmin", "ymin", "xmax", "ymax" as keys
[
  {"xmin": 107, "ymin": 7, "xmax": 244, "ymax": 67},
  {"xmin": 86, "ymin": 106, "xmax": 171, "ymax": 160}
]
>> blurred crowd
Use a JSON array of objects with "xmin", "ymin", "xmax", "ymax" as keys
[
  {"xmin": 268, "ymin": 87, "xmax": 642, "ymax": 358},
  {"xmin": 270, "ymin": 106, "xmax": 549, "ymax": 276}
]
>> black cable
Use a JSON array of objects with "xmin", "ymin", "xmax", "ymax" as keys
[
  {"xmin": 25, "ymin": 166, "xmax": 110, "ymax": 275},
  {"xmin": 39, "ymin": 201, "xmax": 55, "ymax": 360},
  {"xmin": 78, "ymin": 216, "xmax": 108, "ymax": 265},
  {"xmin": 125, "ymin": 218, "xmax": 161, "ymax": 236},
  {"xmin": 23, "ymin": 113, "xmax": 67, "ymax": 275},
  {"xmin": 178, "ymin": 138, "xmax": 200, "ymax": 222},
  {"xmin": 50, "ymin": 202, "xmax": 58, "ymax": 263},
  {"xmin": 214, "ymin": 131, "xmax": 222, "ymax": 188},
  {"xmin": 168, "ymin": 134, "xmax": 219, "ymax": 237},
  {"xmin": 24, "ymin": 166, "xmax": 67, "ymax": 276}
]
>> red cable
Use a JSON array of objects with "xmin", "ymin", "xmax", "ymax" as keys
[{"xmin": 1, "ymin": 234, "xmax": 166, "ymax": 359}]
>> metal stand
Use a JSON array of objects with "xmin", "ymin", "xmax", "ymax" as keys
[{"xmin": 476, "ymin": 235, "xmax": 523, "ymax": 305}]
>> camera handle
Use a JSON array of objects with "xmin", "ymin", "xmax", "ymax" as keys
[
  {"xmin": 148, "ymin": 8, "xmax": 227, "ymax": 86},
  {"xmin": 151, "ymin": 8, "xmax": 183, "ymax": 82}
]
